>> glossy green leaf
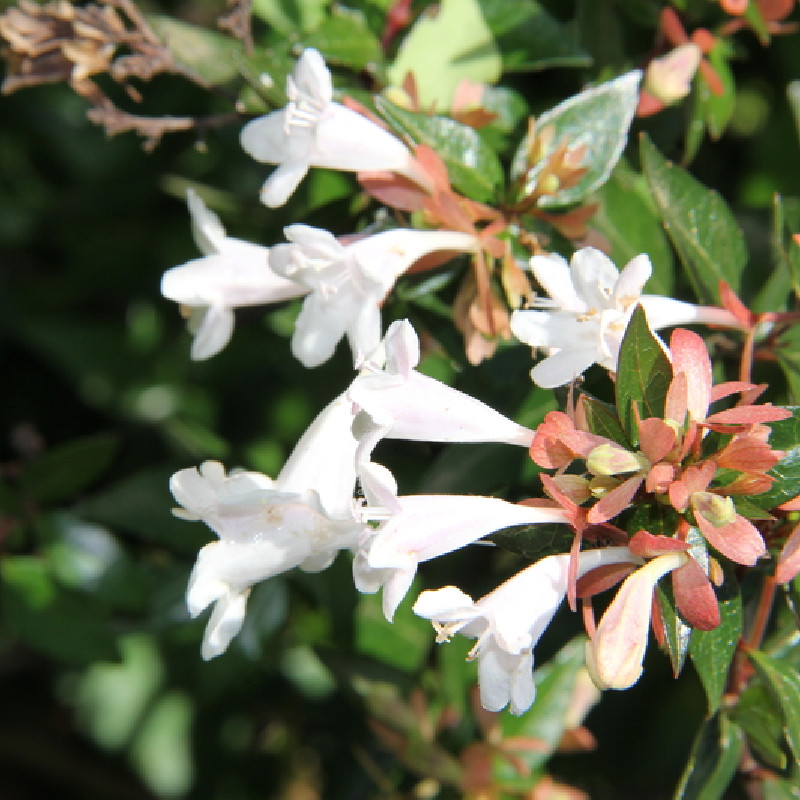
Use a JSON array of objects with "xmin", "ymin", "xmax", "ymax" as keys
[
  {"xmin": 689, "ymin": 573, "xmax": 742, "ymax": 715},
  {"xmin": 615, "ymin": 305, "xmax": 673, "ymax": 444},
  {"xmin": 623, "ymin": 502, "xmax": 681, "ymax": 538},
  {"xmin": 147, "ymin": 16, "xmax": 243, "ymax": 85},
  {"xmin": 673, "ymin": 714, "xmax": 744, "ymax": 800},
  {"xmin": 730, "ymin": 683, "xmax": 788, "ymax": 770},
  {"xmin": 748, "ymin": 649, "xmax": 800, "ymax": 763},
  {"xmin": 498, "ymin": 637, "xmax": 590, "ymax": 776},
  {"xmin": 580, "ymin": 395, "xmax": 629, "ymax": 447},
  {"xmin": 788, "ymin": 82, "xmax": 800, "ymax": 146},
  {"xmin": 478, "ymin": 0, "xmax": 590, "ymax": 73},
  {"xmin": 375, "ymin": 97, "xmax": 504, "ymax": 202},
  {"xmin": 750, "ymin": 407, "xmax": 800, "ymax": 509},
  {"xmin": 589, "ymin": 161, "xmax": 675, "ymax": 297},
  {"xmin": 513, "ymin": 71, "xmax": 641, "ymax": 208},
  {"xmin": 640, "ymin": 134, "xmax": 748, "ymax": 303},
  {"xmin": 386, "ymin": 0, "xmax": 501, "ymax": 110},
  {"xmin": 656, "ymin": 582, "xmax": 691, "ymax": 678},
  {"xmin": 20, "ymin": 432, "xmax": 119, "ymax": 505},
  {"xmin": 771, "ymin": 194, "xmax": 800, "ymax": 299},
  {"xmin": 251, "ymin": 0, "xmax": 325, "ymax": 36},
  {"xmin": 302, "ymin": 10, "xmax": 382, "ymax": 70}
]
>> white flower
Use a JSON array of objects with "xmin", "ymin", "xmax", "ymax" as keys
[
  {"xmin": 510, "ymin": 247, "xmax": 740, "ymax": 388},
  {"xmin": 585, "ymin": 551, "xmax": 688, "ymax": 690},
  {"xmin": 355, "ymin": 494, "xmax": 569, "ymax": 622},
  {"xmin": 348, "ymin": 319, "xmax": 534, "ymax": 509},
  {"xmin": 240, "ymin": 48, "xmax": 422, "ymax": 207},
  {"xmin": 161, "ymin": 189, "xmax": 307, "ymax": 360},
  {"xmin": 413, "ymin": 547, "xmax": 640, "ymax": 714},
  {"xmin": 171, "ymin": 394, "xmax": 363, "ymax": 659},
  {"xmin": 270, "ymin": 226, "xmax": 477, "ymax": 368}
]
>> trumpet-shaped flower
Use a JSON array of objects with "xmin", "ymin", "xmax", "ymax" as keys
[
  {"xmin": 510, "ymin": 247, "xmax": 740, "ymax": 388},
  {"xmin": 269, "ymin": 226, "xmax": 477, "ymax": 368},
  {"xmin": 240, "ymin": 48, "xmax": 422, "ymax": 207},
  {"xmin": 413, "ymin": 547, "xmax": 640, "ymax": 714},
  {"xmin": 161, "ymin": 189, "xmax": 307, "ymax": 360},
  {"xmin": 585, "ymin": 551, "xmax": 688, "ymax": 690},
  {"xmin": 171, "ymin": 394, "xmax": 364, "ymax": 659},
  {"xmin": 356, "ymin": 495, "xmax": 569, "ymax": 622},
  {"xmin": 348, "ymin": 320, "xmax": 534, "ymax": 508}
]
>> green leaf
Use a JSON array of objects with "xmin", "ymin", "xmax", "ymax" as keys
[
  {"xmin": 498, "ymin": 637, "xmax": 591, "ymax": 777},
  {"xmin": 615, "ymin": 305, "xmax": 673, "ymax": 443},
  {"xmin": 656, "ymin": 582, "xmax": 691, "ymax": 678},
  {"xmin": 488, "ymin": 522, "xmax": 574, "ymax": 561},
  {"xmin": 147, "ymin": 15, "xmax": 243, "ymax": 85},
  {"xmin": 375, "ymin": 97, "xmax": 504, "ymax": 202},
  {"xmin": 702, "ymin": 43, "xmax": 736, "ymax": 141},
  {"xmin": 673, "ymin": 714, "xmax": 744, "ymax": 800},
  {"xmin": 386, "ymin": 0, "xmax": 501, "ymax": 110},
  {"xmin": 788, "ymin": 82, "xmax": 800, "ymax": 146},
  {"xmin": 251, "ymin": 0, "xmax": 325, "ymax": 36},
  {"xmin": 580, "ymin": 395, "xmax": 629, "ymax": 447},
  {"xmin": 20, "ymin": 432, "xmax": 119, "ymax": 505},
  {"xmin": 730, "ymin": 683, "xmax": 788, "ymax": 770},
  {"xmin": 750, "ymin": 407, "xmax": 800, "ymax": 509},
  {"xmin": 513, "ymin": 71, "xmax": 641, "ymax": 208},
  {"xmin": 623, "ymin": 502, "xmax": 681, "ymax": 538},
  {"xmin": 771, "ymin": 194, "xmax": 800, "ymax": 299},
  {"xmin": 588, "ymin": 161, "xmax": 675, "ymax": 297},
  {"xmin": 302, "ymin": 10, "xmax": 382, "ymax": 70},
  {"xmin": 748, "ymin": 649, "xmax": 800, "ymax": 763},
  {"xmin": 478, "ymin": 0, "xmax": 591, "ymax": 73},
  {"xmin": 640, "ymin": 134, "xmax": 748, "ymax": 304},
  {"xmin": 689, "ymin": 573, "xmax": 742, "ymax": 715}
]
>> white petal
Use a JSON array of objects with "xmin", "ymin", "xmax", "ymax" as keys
[
  {"xmin": 383, "ymin": 319, "xmax": 421, "ymax": 376},
  {"xmin": 292, "ymin": 48, "xmax": 333, "ymax": 106},
  {"xmin": 613, "ymin": 254, "xmax": 652, "ymax": 306},
  {"xmin": 570, "ymin": 247, "xmax": 620, "ymax": 310},
  {"xmin": 530, "ymin": 347, "xmax": 600, "ymax": 388},
  {"xmin": 170, "ymin": 466, "xmax": 217, "ymax": 517},
  {"xmin": 508, "ymin": 650, "xmax": 536, "ymax": 715},
  {"xmin": 382, "ymin": 564, "xmax": 417, "ymax": 621},
  {"xmin": 510, "ymin": 309, "xmax": 592, "ymax": 351},
  {"xmin": 201, "ymin": 588, "xmax": 249, "ymax": 660},
  {"xmin": 345, "ymin": 300, "xmax": 383, "ymax": 368},
  {"xmin": 291, "ymin": 291, "xmax": 350, "ymax": 368},
  {"xmin": 412, "ymin": 586, "xmax": 478, "ymax": 621},
  {"xmin": 189, "ymin": 304, "xmax": 235, "ymax": 360},
  {"xmin": 240, "ymin": 110, "xmax": 294, "ymax": 164},
  {"xmin": 187, "ymin": 188, "xmax": 226, "ymax": 255},
  {"xmin": 261, "ymin": 160, "xmax": 310, "ymax": 207},
  {"xmin": 529, "ymin": 252, "xmax": 583, "ymax": 310},
  {"xmin": 477, "ymin": 643, "xmax": 518, "ymax": 712}
]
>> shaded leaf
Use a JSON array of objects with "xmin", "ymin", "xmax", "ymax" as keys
[
  {"xmin": 488, "ymin": 522, "xmax": 574, "ymax": 561},
  {"xmin": 580, "ymin": 394, "xmax": 629, "ymax": 448},
  {"xmin": 478, "ymin": 0, "xmax": 590, "ymax": 73},
  {"xmin": 302, "ymin": 10, "xmax": 382, "ymax": 70},
  {"xmin": 513, "ymin": 71, "xmax": 641, "ymax": 208},
  {"xmin": 20, "ymin": 432, "xmax": 120, "ymax": 505},
  {"xmin": 656, "ymin": 582, "xmax": 691, "ymax": 678},
  {"xmin": 640, "ymin": 133, "xmax": 747, "ymax": 304},
  {"xmin": 751, "ymin": 407, "xmax": 800, "ymax": 509},
  {"xmin": 673, "ymin": 714, "xmax": 744, "ymax": 800},
  {"xmin": 689, "ymin": 572, "xmax": 742, "ymax": 715},
  {"xmin": 615, "ymin": 305, "xmax": 673, "ymax": 444},
  {"xmin": 251, "ymin": 0, "xmax": 325, "ymax": 36},
  {"xmin": 376, "ymin": 97, "xmax": 504, "ymax": 202},
  {"xmin": 730, "ymin": 683, "xmax": 788, "ymax": 770},
  {"xmin": 748, "ymin": 649, "xmax": 800, "ymax": 763}
]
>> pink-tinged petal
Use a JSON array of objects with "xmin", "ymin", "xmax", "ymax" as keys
[
  {"xmin": 585, "ymin": 551, "xmax": 688, "ymax": 690},
  {"xmin": 672, "ymin": 558, "xmax": 720, "ymax": 630},
  {"xmin": 775, "ymin": 522, "xmax": 800, "ymax": 584},
  {"xmin": 529, "ymin": 253, "xmax": 584, "ymax": 311},
  {"xmin": 638, "ymin": 418, "xmax": 678, "ymax": 464},
  {"xmin": 641, "ymin": 296, "xmax": 741, "ymax": 330},
  {"xmin": 695, "ymin": 512, "xmax": 767, "ymax": 566},
  {"xmin": 665, "ymin": 371, "xmax": 688, "ymax": 425},
  {"xmin": 629, "ymin": 531, "xmax": 690, "ymax": 558},
  {"xmin": 587, "ymin": 475, "xmax": 643, "ymax": 524},
  {"xmin": 669, "ymin": 328, "xmax": 712, "ymax": 422},
  {"xmin": 704, "ymin": 405, "xmax": 793, "ymax": 426}
]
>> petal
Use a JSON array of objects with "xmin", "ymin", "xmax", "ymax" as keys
[
  {"xmin": 345, "ymin": 298, "xmax": 383, "ymax": 367},
  {"xmin": 383, "ymin": 319, "xmax": 420, "ymax": 376},
  {"xmin": 189, "ymin": 305, "xmax": 235, "ymax": 360},
  {"xmin": 261, "ymin": 160, "xmax": 310, "ymax": 207},
  {"xmin": 201, "ymin": 588, "xmax": 249, "ymax": 660},
  {"xmin": 530, "ymin": 347, "xmax": 600, "ymax": 389},
  {"xmin": 511, "ymin": 309, "xmax": 594, "ymax": 351},
  {"xmin": 187, "ymin": 187, "xmax": 226, "ymax": 255},
  {"xmin": 291, "ymin": 291, "xmax": 350, "ymax": 367},
  {"xmin": 381, "ymin": 564, "xmax": 417, "ymax": 621},
  {"xmin": 240, "ymin": 110, "xmax": 296, "ymax": 163},
  {"xmin": 613, "ymin": 254, "xmax": 652, "ymax": 306},
  {"xmin": 292, "ymin": 48, "xmax": 333, "ymax": 106},
  {"xmin": 529, "ymin": 252, "xmax": 583, "ymax": 310},
  {"xmin": 412, "ymin": 586, "xmax": 479, "ymax": 622},
  {"xmin": 570, "ymin": 247, "xmax": 620, "ymax": 310}
]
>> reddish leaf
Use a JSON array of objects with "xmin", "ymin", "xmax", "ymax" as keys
[
  {"xmin": 672, "ymin": 558, "xmax": 720, "ymax": 630},
  {"xmin": 775, "ymin": 521, "xmax": 800, "ymax": 583},
  {"xmin": 629, "ymin": 531, "xmax": 690, "ymax": 558},
  {"xmin": 696, "ymin": 512, "xmax": 767, "ymax": 566}
]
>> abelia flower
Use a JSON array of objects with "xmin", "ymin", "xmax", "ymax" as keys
[
  {"xmin": 509, "ymin": 247, "xmax": 739, "ymax": 388},
  {"xmin": 585, "ymin": 551, "xmax": 688, "ymax": 690},
  {"xmin": 240, "ymin": 48, "xmax": 423, "ymax": 207},
  {"xmin": 269, "ymin": 225, "xmax": 477, "ymax": 368},
  {"xmin": 347, "ymin": 320, "xmax": 534, "ymax": 508},
  {"xmin": 356, "ymin": 495, "xmax": 569, "ymax": 622},
  {"xmin": 171, "ymin": 394, "xmax": 364, "ymax": 659},
  {"xmin": 161, "ymin": 189, "xmax": 307, "ymax": 360},
  {"xmin": 413, "ymin": 547, "xmax": 640, "ymax": 714}
]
